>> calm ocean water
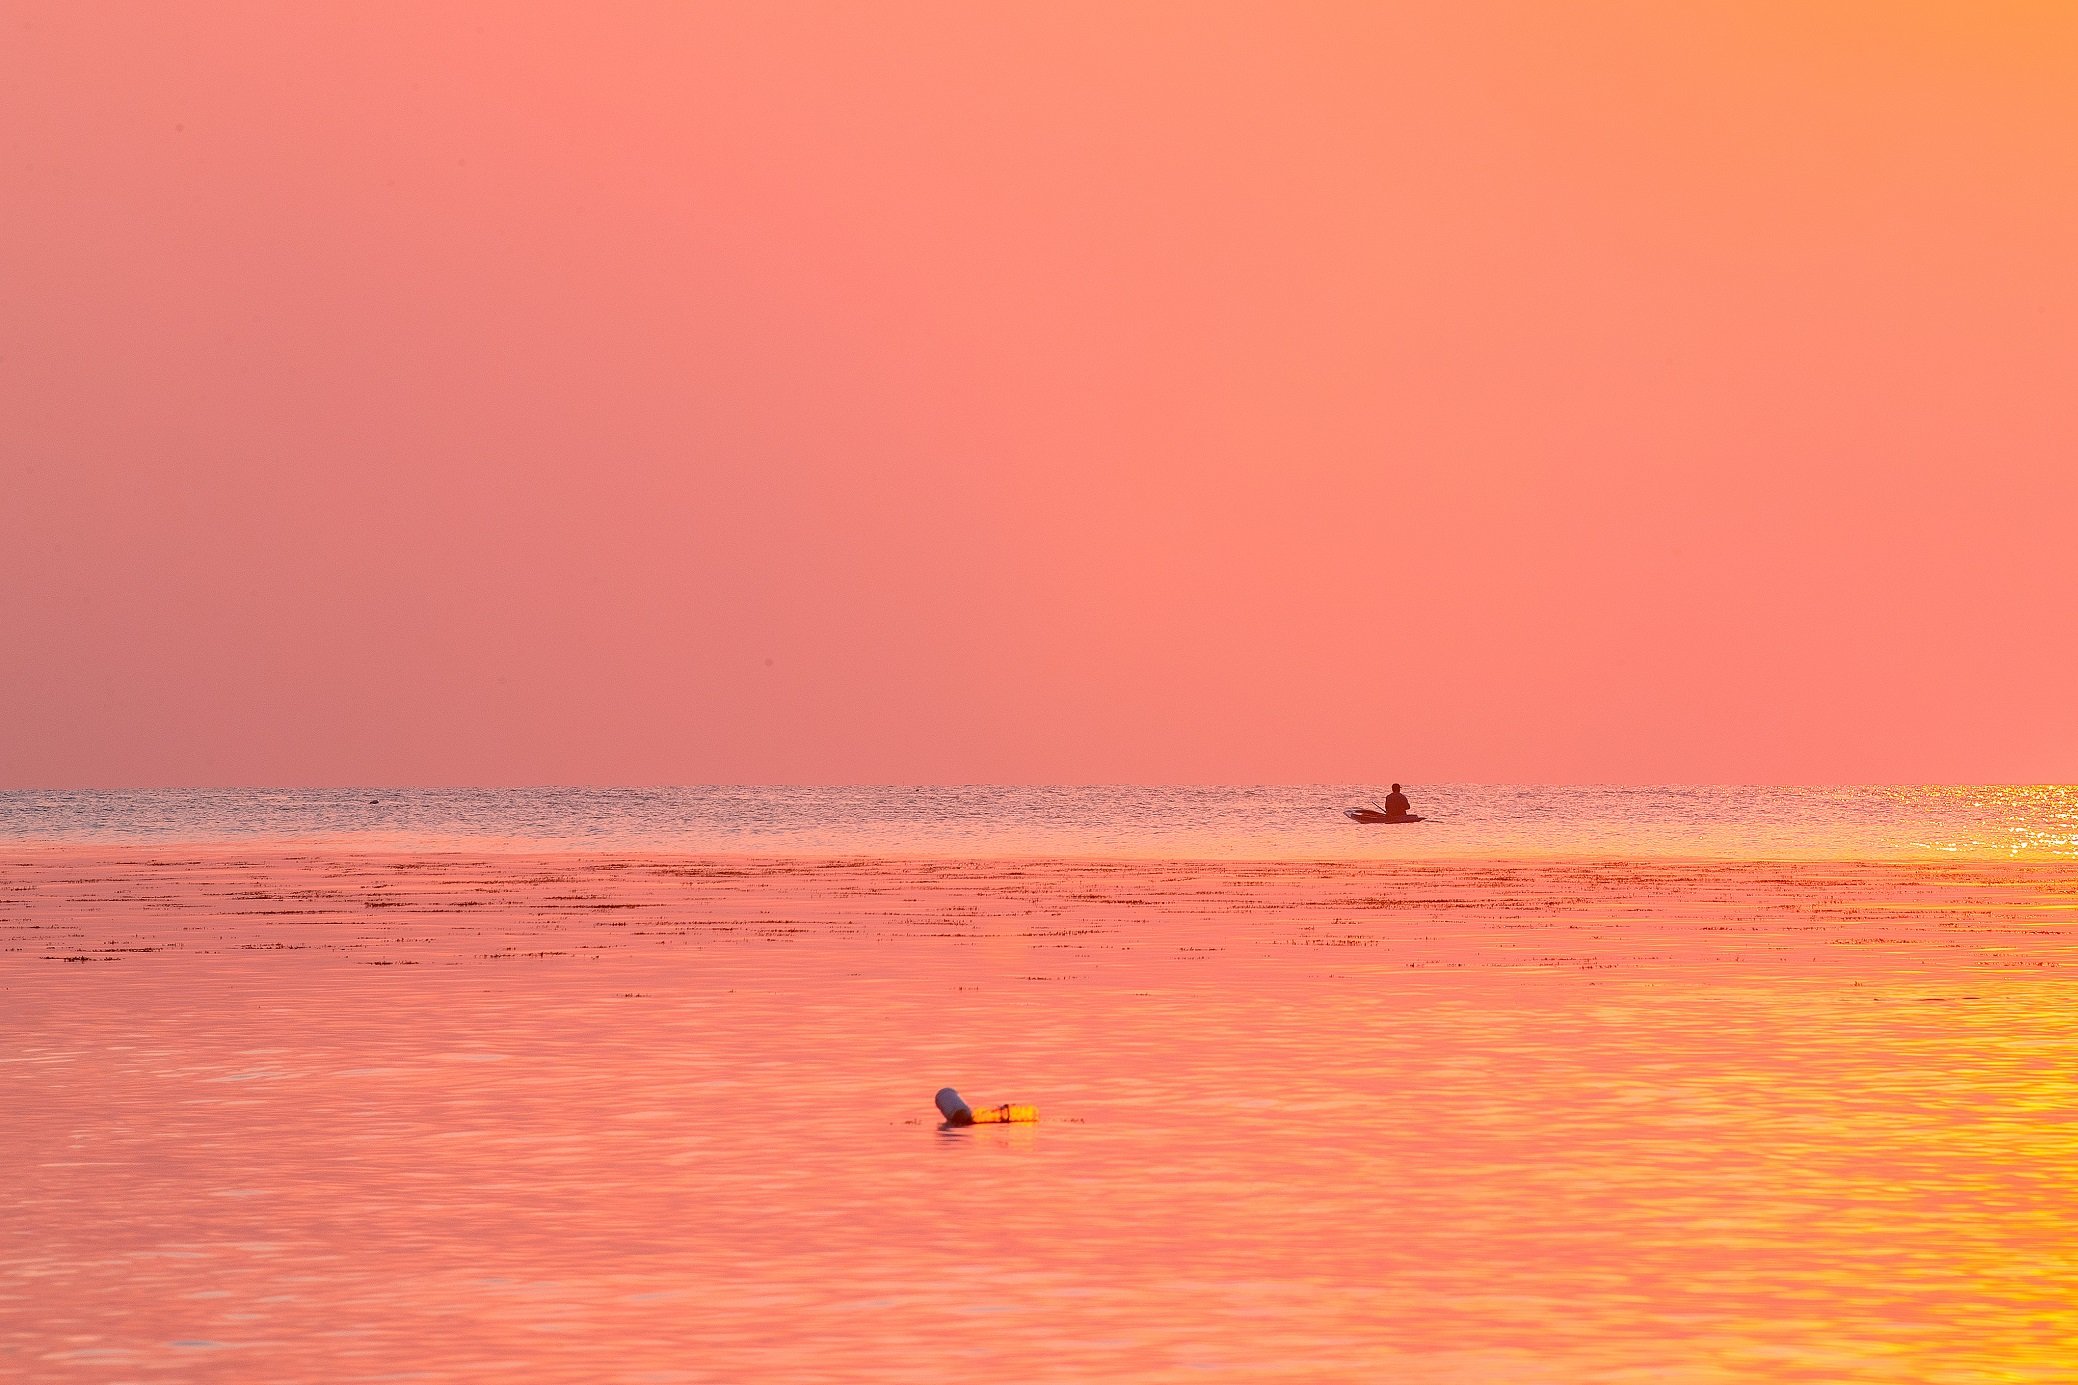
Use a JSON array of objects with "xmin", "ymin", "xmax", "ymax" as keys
[
  {"xmin": 2, "ymin": 784, "xmax": 2074, "ymax": 857},
  {"xmin": 10, "ymin": 852, "xmax": 2077, "ymax": 1381}
]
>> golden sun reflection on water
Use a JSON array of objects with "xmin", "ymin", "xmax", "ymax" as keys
[{"xmin": 3, "ymin": 851, "xmax": 2076, "ymax": 1381}]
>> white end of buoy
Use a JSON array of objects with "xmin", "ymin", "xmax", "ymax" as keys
[{"xmin": 934, "ymin": 1087, "xmax": 973, "ymax": 1125}]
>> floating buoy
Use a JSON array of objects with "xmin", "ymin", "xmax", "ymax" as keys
[
  {"xmin": 935, "ymin": 1087, "xmax": 1038, "ymax": 1126},
  {"xmin": 974, "ymin": 1103, "xmax": 1039, "ymax": 1124}
]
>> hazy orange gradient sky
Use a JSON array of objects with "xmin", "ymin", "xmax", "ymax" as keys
[{"xmin": 4, "ymin": 3, "xmax": 2073, "ymax": 787}]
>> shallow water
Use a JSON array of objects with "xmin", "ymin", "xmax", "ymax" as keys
[
  {"xmin": 5, "ymin": 850, "xmax": 2076, "ymax": 1381},
  {"xmin": 5, "ymin": 783, "xmax": 2077, "ymax": 859}
]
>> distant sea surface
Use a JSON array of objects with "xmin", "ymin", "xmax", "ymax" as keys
[{"xmin": 3, "ymin": 784, "xmax": 2073, "ymax": 858}]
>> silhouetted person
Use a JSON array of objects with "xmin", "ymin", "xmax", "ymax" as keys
[{"xmin": 1383, "ymin": 784, "xmax": 1412, "ymax": 820}]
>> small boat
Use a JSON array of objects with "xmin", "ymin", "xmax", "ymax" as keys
[{"xmin": 1345, "ymin": 808, "xmax": 1422, "ymax": 824}]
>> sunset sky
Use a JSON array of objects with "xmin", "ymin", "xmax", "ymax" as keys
[{"xmin": 4, "ymin": 3, "xmax": 2073, "ymax": 786}]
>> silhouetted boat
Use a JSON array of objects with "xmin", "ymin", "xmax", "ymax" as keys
[{"xmin": 1345, "ymin": 808, "xmax": 1423, "ymax": 824}]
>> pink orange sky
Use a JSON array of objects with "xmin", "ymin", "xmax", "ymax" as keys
[{"xmin": 3, "ymin": 3, "xmax": 2074, "ymax": 787}]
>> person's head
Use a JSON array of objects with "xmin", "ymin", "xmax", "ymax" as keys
[{"xmin": 1390, "ymin": 783, "xmax": 1401, "ymax": 793}]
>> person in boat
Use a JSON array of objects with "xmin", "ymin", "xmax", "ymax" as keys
[{"xmin": 1383, "ymin": 784, "xmax": 1412, "ymax": 820}]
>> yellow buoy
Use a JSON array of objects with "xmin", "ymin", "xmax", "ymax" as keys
[
  {"xmin": 935, "ymin": 1088, "xmax": 1038, "ymax": 1126},
  {"xmin": 969, "ymin": 1103, "xmax": 1039, "ymax": 1124}
]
